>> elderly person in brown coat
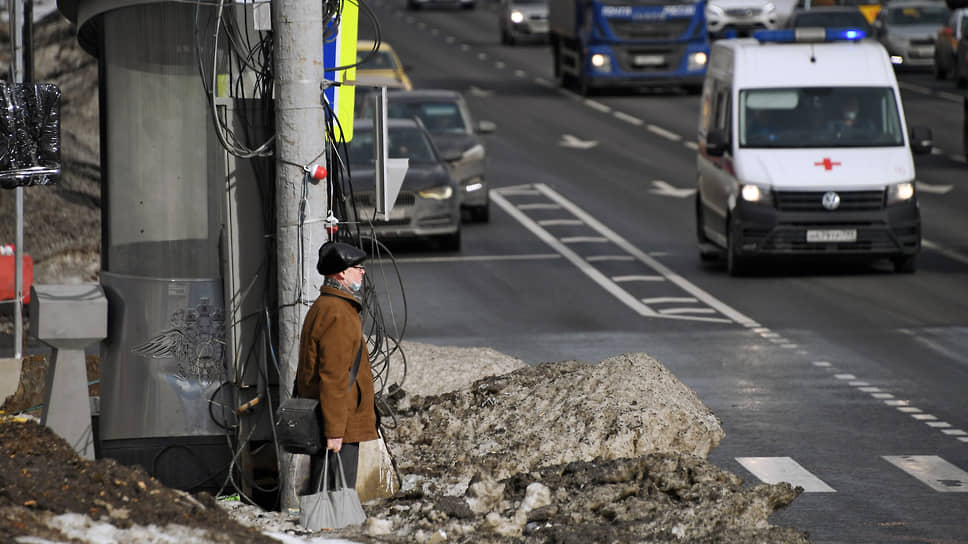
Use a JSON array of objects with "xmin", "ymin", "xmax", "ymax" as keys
[{"xmin": 296, "ymin": 241, "xmax": 378, "ymax": 491}]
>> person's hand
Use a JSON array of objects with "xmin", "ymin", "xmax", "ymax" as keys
[{"xmin": 327, "ymin": 437, "xmax": 343, "ymax": 452}]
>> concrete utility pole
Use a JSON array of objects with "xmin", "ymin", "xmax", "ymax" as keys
[{"xmin": 272, "ymin": 1, "xmax": 328, "ymax": 512}]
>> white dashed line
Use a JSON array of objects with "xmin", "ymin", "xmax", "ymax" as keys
[
  {"xmin": 683, "ymin": 141, "xmax": 699, "ymax": 150},
  {"xmin": 871, "ymin": 393, "xmax": 895, "ymax": 399},
  {"xmin": 660, "ymin": 307, "xmax": 718, "ymax": 315},
  {"xmin": 586, "ymin": 255, "xmax": 635, "ymax": 262},
  {"xmin": 898, "ymin": 82, "xmax": 932, "ymax": 95},
  {"xmin": 812, "ymin": 361, "xmax": 833, "ymax": 367},
  {"xmin": 858, "ymin": 386, "xmax": 882, "ymax": 392},
  {"xmin": 560, "ymin": 236, "xmax": 609, "ymax": 243},
  {"xmin": 647, "ymin": 124, "xmax": 682, "ymax": 141},
  {"xmin": 937, "ymin": 91, "xmax": 964, "ymax": 103},
  {"xmin": 913, "ymin": 414, "xmax": 937, "ymax": 421},
  {"xmin": 642, "ymin": 297, "xmax": 698, "ymax": 304},
  {"xmin": 612, "ymin": 275, "xmax": 665, "ymax": 282},
  {"xmin": 885, "ymin": 399, "xmax": 910, "ymax": 406},
  {"xmin": 927, "ymin": 421, "xmax": 952, "ymax": 428},
  {"xmin": 514, "ymin": 69, "xmax": 527, "ymax": 78},
  {"xmin": 445, "ymin": 36, "xmax": 456, "ymax": 43},
  {"xmin": 950, "ymin": 154, "xmax": 967, "ymax": 163},
  {"xmin": 535, "ymin": 77, "xmax": 553, "ymax": 87},
  {"xmin": 495, "ymin": 61, "xmax": 506, "ymax": 69},
  {"xmin": 477, "ymin": 52, "xmax": 488, "ymax": 61},
  {"xmin": 517, "ymin": 203, "xmax": 560, "ymax": 210},
  {"xmin": 923, "ymin": 239, "xmax": 968, "ymax": 266},
  {"xmin": 898, "ymin": 407, "xmax": 922, "ymax": 413},
  {"xmin": 584, "ymin": 99, "xmax": 611, "ymax": 113},
  {"xmin": 538, "ymin": 219, "xmax": 584, "ymax": 226},
  {"xmin": 834, "ymin": 374, "xmax": 857, "ymax": 380},
  {"xmin": 943, "ymin": 429, "xmax": 968, "ymax": 436},
  {"xmin": 613, "ymin": 111, "xmax": 644, "ymax": 126},
  {"xmin": 849, "ymin": 381, "xmax": 870, "ymax": 387},
  {"xmin": 460, "ymin": 44, "xmax": 470, "ymax": 51}
]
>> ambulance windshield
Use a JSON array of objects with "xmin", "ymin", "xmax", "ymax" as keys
[{"xmin": 739, "ymin": 87, "xmax": 905, "ymax": 148}]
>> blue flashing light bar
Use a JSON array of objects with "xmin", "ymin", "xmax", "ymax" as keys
[{"xmin": 753, "ymin": 27, "xmax": 867, "ymax": 43}]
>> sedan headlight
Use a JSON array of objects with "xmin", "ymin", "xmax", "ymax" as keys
[
  {"xmin": 740, "ymin": 183, "xmax": 772, "ymax": 205},
  {"xmin": 510, "ymin": 10, "xmax": 524, "ymax": 23},
  {"xmin": 418, "ymin": 185, "xmax": 454, "ymax": 200},
  {"xmin": 886, "ymin": 182, "xmax": 914, "ymax": 205}
]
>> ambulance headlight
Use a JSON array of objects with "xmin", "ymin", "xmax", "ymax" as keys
[
  {"xmin": 706, "ymin": 3, "xmax": 724, "ymax": 16},
  {"xmin": 740, "ymin": 184, "xmax": 772, "ymax": 204},
  {"xmin": 886, "ymin": 182, "xmax": 914, "ymax": 205},
  {"xmin": 591, "ymin": 53, "xmax": 611, "ymax": 72},
  {"xmin": 688, "ymin": 51, "xmax": 708, "ymax": 71},
  {"xmin": 510, "ymin": 10, "xmax": 524, "ymax": 23},
  {"xmin": 764, "ymin": 2, "xmax": 776, "ymax": 13}
]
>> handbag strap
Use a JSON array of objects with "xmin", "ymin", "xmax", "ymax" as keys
[{"xmin": 313, "ymin": 449, "xmax": 351, "ymax": 492}]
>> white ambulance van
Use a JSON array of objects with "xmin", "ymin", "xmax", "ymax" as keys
[{"xmin": 696, "ymin": 28, "xmax": 933, "ymax": 275}]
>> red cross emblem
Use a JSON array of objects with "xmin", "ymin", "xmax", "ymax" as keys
[{"xmin": 814, "ymin": 158, "xmax": 841, "ymax": 170}]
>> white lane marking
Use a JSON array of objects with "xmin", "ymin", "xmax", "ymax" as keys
[
  {"xmin": 858, "ymin": 386, "xmax": 882, "ymax": 392},
  {"xmin": 612, "ymin": 275, "xmax": 665, "ymax": 282},
  {"xmin": 759, "ymin": 331, "xmax": 780, "ymax": 338},
  {"xmin": 883, "ymin": 456, "xmax": 968, "ymax": 492},
  {"xmin": 923, "ymin": 239, "xmax": 968, "ymax": 266},
  {"xmin": 885, "ymin": 399, "xmax": 910, "ymax": 406},
  {"xmin": 647, "ymin": 124, "xmax": 682, "ymax": 141},
  {"xmin": 897, "ymin": 406, "xmax": 922, "ymax": 413},
  {"xmin": 899, "ymin": 327, "xmax": 968, "ymax": 367},
  {"xmin": 642, "ymin": 297, "xmax": 698, "ymax": 304},
  {"xmin": 849, "ymin": 381, "xmax": 871, "ymax": 387},
  {"xmin": 584, "ymin": 99, "xmax": 611, "ymax": 113},
  {"xmin": 683, "ymin": 141, "xmax": 699, "ymax": 150},
  {"xmin": 943, "ymin": 429, "xmax": 967, "ymax": 436},
  {"xmin": 495, "ymin": 61, "xmax": 506, "ymax": 69},
  {"xmin": 737, "ymin": 457, "xmax": 836, "ymax": 493},
  {"xmin": 500, "ymin": 185, "xmax": 541, "ymax": 195},
  {"xmin": 535, "ymin": 77, "xmax": 553, "ymax": 88},
  {"xmin": 477, "ymin": 52, "xmax": 488, "ymax": 60},
  {"xmin": 514, "ymin": 69, "xmax": 527, "ymax": 78},
  {"xmin": 492, "ymin": 190, "xmax": 664, "ymax": 319},
  {"xmin": 916, "ymin": 182, "xmax": 953, "ymax": 194},
  {"xmin": 659, "ymin": 307, "xmax": 718, "ymax": 315},
  {"xmin": 561, "ymin": 236, "xmax": 609, "ymax": 243},
  {"xmin": 871, "ymin": 393, "xmax": 895, "ymax": 399},
  {"xmin": 898, "ymin": 81, "xmax": 932, "ymax": 95},
  {"xmin": 530, "ymin": 184, "xmax": 757, "ymax": 326},
  {"xmin": 614, "ymin": 111, "xmax": 643, "ymax": 126},
  {"xmin": 961, "ymin": 437, "xmax": 968, "ymax": 443},
  {"xmin": 812, "ymin": 361, "xmax": 832, "ymax": 367},
  {"xmin": 559, "ymin": 134, "xmax": 599, "ymax": 149},
  {"xmin": 912, "ymin": 414, "xmax": 937, "ymax": 421},
  {"xmin": 445, "ymin": 36, "xmax": 456, "ymax": 43},
  {"xmin": 375, "ymin": 253, "xmax": 561, "ymax": 264},
  {"xmin": 430, "ymin": 28, "xmax": 439, "ymax": 35},
  {"xmin": 460, "ymin": 44, "xmax": 470, "ymax": 51},
  {"xmin": 951, "ymin": 154, "xmax": 967, "ymax": 163},
  {"xmin": 782, "ymin": 344, "xmax": 799, "ymax": 349},
  {"xmin": 937, "ymin": 91, "xmax": 964, "ymax": 103},
  {"xmin": 538, "ymin": 219, "xmax": 584, "ymax": 226},
  {"xmin": 586, "ymin": 255, "xmax": 635, "ymax": 262},
  {"xmin": 650, "ymin": 180, "xmax": 696, "ymax": 198},
  {"xmin": 927, "ymin": 421, "xmax": 952, "ymax": 428},
  {"xmin": 518, "ymin": 203, "xmax": 561, "ymax": 210},
  {"xmin": 834, "ymin": 374, "xmax": 857, "ymax": 380}
]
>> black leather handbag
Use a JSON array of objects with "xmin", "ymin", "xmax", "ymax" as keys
[{"xmin": 276, "ymin": 341, "xmax": 362, "ymax": 455}]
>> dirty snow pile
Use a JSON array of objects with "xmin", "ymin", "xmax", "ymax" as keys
[{"xmin": 285, "ymin": 345, "xmax": 810, "ymax": 543}]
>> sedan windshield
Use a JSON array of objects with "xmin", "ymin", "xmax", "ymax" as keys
[
  {"xmin": 387, "ymin": 102, "xmax": 468, "ymax": 134},
  {"xmin": 349, "ymin": 127, "xmax": 437, "ymax": 164},
  {"xmin": 739, "ymin": 87, "xmax": 905, "ymax": 148},
  {"xmin": 886, "ymin": 6, "xmax": 949, "ymax": 25},
  {"xmin": 357, "ymin": 50, "xmax": 398, "ymax": 70}
]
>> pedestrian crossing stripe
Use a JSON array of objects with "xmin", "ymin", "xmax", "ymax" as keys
[
  {"xmin": 736, "ymin": 457, "xmax": 836, "ymax": 492},
  {"xmin": 736, "ymin": 456, "xmax": 968, "ymax": 493},
  {"xmin": 883, "ymin": 456, "xmax": 968, "ymax": 492}
]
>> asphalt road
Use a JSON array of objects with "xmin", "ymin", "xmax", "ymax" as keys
[{"xmin": 357, "ymin": 3, "xmax": 968, "ymax": 542}]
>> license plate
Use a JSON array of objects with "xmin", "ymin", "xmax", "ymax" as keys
[
  {"xmin": 806, "ymin": 229, "xmax": 857, "ymax": 243},
  {"xmin": 377, "ymin": 206, "xmax": 409, "ymax": 222},
  {"xmin": 633, "ymin": 55, "xmax": 665, "ymax": 67}
]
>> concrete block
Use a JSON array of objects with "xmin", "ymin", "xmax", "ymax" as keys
[{"xmin": 29, "ymin": 284, "xmax": 107, "ymax": 349}]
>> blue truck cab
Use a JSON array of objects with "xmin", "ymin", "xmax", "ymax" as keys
[{"xmin": 549, "ymin": 0, "xmax": 710, "ymax": 95}]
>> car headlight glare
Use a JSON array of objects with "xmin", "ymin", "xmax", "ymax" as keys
[
  {"xmin": 740, "ymin": 184, "xmax": 772, "ymax": 204},
  {"xmin": 419, "ymin": 185, "xmax": 454, "ymax": 200},
  {"xmin": 886, "ymin": 182, "xmax": 914, "ymax": 205},
  {"xmin": 590, "ymin": 53, "xmax": 611, "ymax": 72},
  {"xmin": 510, "ymin": 10, "xmax": 524, "ymax": 23},
  {"xmin": 688, "ymin": 51, "xmax": 707, "ymax": 71}
]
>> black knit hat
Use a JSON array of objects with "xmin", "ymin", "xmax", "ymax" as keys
[{"xmin": 317, "ymin": 242, "xmax": 368, "ymax": 276}]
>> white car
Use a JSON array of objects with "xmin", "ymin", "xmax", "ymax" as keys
[{"xmin": 706, "ymin": 0, "xmax": 782, "ymax": 37}]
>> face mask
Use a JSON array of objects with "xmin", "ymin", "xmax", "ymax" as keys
[
  {"xmin": 348, "ymin": 279, "xmax": 362, "ymax": 293},
  {"xmin": 845, "ymin": 110, "xmax": 857, "ymax": 121}
]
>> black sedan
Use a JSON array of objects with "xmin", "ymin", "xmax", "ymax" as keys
[{"xmin": 347, "ymin": 119, "xmax": 462, "ymax": 251}]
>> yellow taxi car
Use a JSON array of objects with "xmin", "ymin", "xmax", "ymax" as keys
[{"xmin": 355, "ymin": 40, "xmax": 413, "ymax": 91}]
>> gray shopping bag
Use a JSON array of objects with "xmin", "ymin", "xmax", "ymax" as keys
[{"xmin": 299, "ymin": 450, "xmax": 367, "ymax": 531}]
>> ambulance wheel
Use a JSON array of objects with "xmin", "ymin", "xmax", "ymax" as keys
[
  {"xmin": 726, "ymin": 220, "xmax": 748, "ymax": 276},
  {"xmin": 892, "ymin": 254, "xmax": 917, "ymax": 273}
]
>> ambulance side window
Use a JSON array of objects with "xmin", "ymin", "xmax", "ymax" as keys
[{"xmin": 713, "ymin": 84, "xmax": 732, "ymax": 142}]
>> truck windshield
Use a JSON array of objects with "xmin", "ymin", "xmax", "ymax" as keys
[{"xmin": 739, "ymin": 87, "xmax": 905, "ymax": 148}]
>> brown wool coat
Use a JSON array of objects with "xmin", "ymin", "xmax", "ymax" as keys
[{"xmin": 296, "ymin": 286, "xmax": 377, "ymax": 444}]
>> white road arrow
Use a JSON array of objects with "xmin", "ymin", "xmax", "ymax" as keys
[
  {"xmin": 650, "ymin": 180, "xmax": 696, "ymax": 198},
  {"xmin": 916, "ymin": 181, "xmax": 953, "ymax": 195},
  {"xmin": 559, "ymin": 134, "xmax": 598, "ymax": 149}
]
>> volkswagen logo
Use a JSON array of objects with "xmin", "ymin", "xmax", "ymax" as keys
[{"xmin": 821, "ymin": 191, "xmax": 840, "ymax": 210}]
